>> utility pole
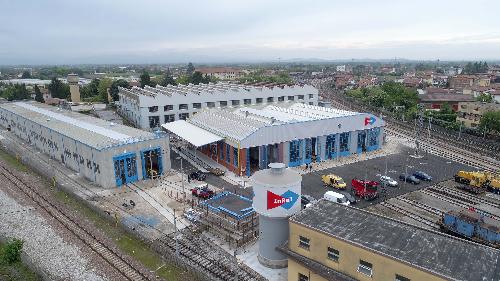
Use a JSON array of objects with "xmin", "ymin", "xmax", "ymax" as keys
[
  {"xmin": 458, "ymin": 122, "xmax": 462, "ymax": 139},
  {"xmin": 174, "ymin": 209, "xmax": 179, "ymax": 256}
]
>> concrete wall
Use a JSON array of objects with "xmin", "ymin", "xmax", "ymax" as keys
[{"xmin": 288, "ymin": 222, "xmax": 446, "ymax": 281}]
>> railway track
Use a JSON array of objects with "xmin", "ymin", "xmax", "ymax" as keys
[
  {"xmin": 0, "ymin": 164, "xmax": 152, "ymax": 281},
  {"xmin": 155, "ymin": 232, "xmax": 264, "ymax": 281},
  {"xmin": 432, "ymin": 183, "xmax": 500, "ymax": 209},
  {"xmin": 420, "ymin": 188, "xmax": 500, "ymax": 221},
  {"xmin": 397, "ymin": 197, "xmax": 443, "ymax": 216},
  {"xmin": 380, "ymin": 201, "xmax": 439, "ymax": 228}
]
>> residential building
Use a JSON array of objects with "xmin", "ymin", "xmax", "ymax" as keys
[
  {"xmin": 282, "ymin": 200, "xmax": 500, "ymax": 281},
  {"xmin": 336, "ymin": 65, "xmax": 346, "ymax": 72},
  {"xmin": 118, "ymin": 82, "xmax": 319, "ymax": 130},
  {"xmin": 456, "ymin": 102, "xmax": 500, "ymax": 128},
  {"xmin": 196, "ymin": 67, "xmax": 244, "ymax": 80},
  {"xmin": 449, "ymin": 75, "xmax": 475, "ymax": 91},
  {"xmin": 419, "ymin": 93, "xmax": 475, "ymax": 111}
]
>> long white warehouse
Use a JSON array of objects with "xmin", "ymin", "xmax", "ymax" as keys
[
  {"xmin": 118, "ymin": 82, "xmax": 319, "ymax": 130},
  {"xmin": 0, "ymin": 101, "xmax": 170, "ymax": 188}
]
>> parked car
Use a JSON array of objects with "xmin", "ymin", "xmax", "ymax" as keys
[
  {"xmin": 301, "ymin": 195, "xmax": 317, "ymax": 209},
  {"xmin": 413, "ymin": 171, "xmax": 432, "ymax": 181},
  {"xmin": 380, "ymin": 175, "xmax": 398, "ymax": 187},
  {"xmin": 191, "ymin": 184, "xmax": 214, "ymax": 199},
  {"xmin": 399, "ymin": 173, "xmax": 420, "ymax": 184},
  {"xmin": 183, "ymin": 208, "xmax": 200, "ymax": 222},
  {"xmin": 189, "ymin": 170, "xmax": 207, "ymax": 181},
  {"xmin": 341, "ymin": 192, "xmax": 357, "ymax": 204},
  {"xmin": 324, "ymin": 191, "xmax": 350, "ymax": 206},
  {"xmin": 321, "ymin": 174, "xmax": 347, "ymax": 189}
]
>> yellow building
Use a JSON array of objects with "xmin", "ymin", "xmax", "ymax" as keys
[
  {"xmin": 456, "ymin": 102, "xmax": 500, "ymax": 128},
  {"xmin": 281, "ymin": 200, "xmax": 500, "ymax": 281}
]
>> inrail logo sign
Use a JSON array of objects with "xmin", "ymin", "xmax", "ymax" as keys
[
  {"xmin": 267, "ymin": 190, "xmax": 299, "ymax": 210},
  {"xmin": 364, "ymin": 116, "xmax": 375, "ymax": 126}
]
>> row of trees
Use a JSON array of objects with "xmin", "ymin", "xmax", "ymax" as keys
[
  {"xmin": 346, "ymin": 82, "xmax": 419, "ymax": 114},
  {"xmin": 480, "ymin": 111, "xmax": 500, "ymax": 135},
  {"xmin": 139, "ymin": 63, "xmax": 216, "ymax": 89},
  {"xmin": 238, "ymin": 70, "xmax": 292, "ymax": 84},
  {"xmin": 80, "ymin": 78, "xmax": 130, "ymax": 103},
  {"xmin": 463, "ymin": 61, "xmax": 489, "ymax": 74}
]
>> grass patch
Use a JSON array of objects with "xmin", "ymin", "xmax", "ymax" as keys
[
  {"xmin": 55, "ymin": 191, "xmax": 190, "ymax": 281},
  {"xmin": 0, "ymin": 149, "xmax": 28, "ymax": 173},
  {"xmin": 0, "ymin": 241, "xmax": 42, "ymax": 281}
]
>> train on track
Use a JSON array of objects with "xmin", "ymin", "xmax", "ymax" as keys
[
  {"xmin": 440, "ymin": 209, "xmax": 499, "ymax": 249},
  {"xmin": 454, "ymin": 171, "xmax": 500, "ymax": 194}
]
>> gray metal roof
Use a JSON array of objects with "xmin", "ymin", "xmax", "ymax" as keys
[
  {"xmin": 291, "ymin": 200, "xmax": 500, "ymax": 281},
  {"xmin": 188, "ymin": 103, "xmax": 360, "ymax": 142},
  {"xmin": 0, "ymin": 101, "xmax": 160, "ymax": 150}
]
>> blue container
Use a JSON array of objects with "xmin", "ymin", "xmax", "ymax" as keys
[
  {"xmin": 443, "ymin": 213, "xmax": 456, "ymax": 227},
  {"xmin": 455, "ymin": 217, "xmax": 475, "ymax": 238}
]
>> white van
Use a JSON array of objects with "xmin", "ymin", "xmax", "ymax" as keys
[{"xmin": 324, "ymin": 191, "xmax": 350, "ymax": 206}]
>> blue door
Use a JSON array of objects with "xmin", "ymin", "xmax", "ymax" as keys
[
  {"xmin": 113, "ymin": 153, "xmax": 138, "ymax": 187},
  {"xmin": 141, "ymin": 147, "xmax": 163, "ymax": 179}
]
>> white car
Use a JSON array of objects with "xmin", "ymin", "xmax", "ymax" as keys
[
  {"xmin": 324, "ymin": 191, "xmax": 350, "ymax": 206},
  {"xmin": 380, "ymin": 176, "xmax": 398, "ymax": 187}
]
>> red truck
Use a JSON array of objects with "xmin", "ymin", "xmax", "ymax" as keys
[
  {"xmin": 191, "ymin": 184, "xmax": 215, "ymax": 199},
  {"xmin": 351, "ymin": 178, "xmax": 379, "ymax": 200}
]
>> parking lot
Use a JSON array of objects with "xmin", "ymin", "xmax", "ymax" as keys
[{"xmin": 300, "ymin": 146, "xmax": 473, "ymax": 208}]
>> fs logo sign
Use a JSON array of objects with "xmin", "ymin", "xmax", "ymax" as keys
[
  {"xmin": 267, "ymin": 190, "xmax": 299, "ymax": 210},
  {"xmin": 364, "ymin": 116, "xmax": 376, "ymax": 126}
]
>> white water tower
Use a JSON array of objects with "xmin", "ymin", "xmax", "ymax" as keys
[{"xmin": 251, "ymin": 163, "xmax": 302, "ymax": 268}]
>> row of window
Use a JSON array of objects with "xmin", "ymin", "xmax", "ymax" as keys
[
  {"xmin": 148, "ymin": 113, "xmax": 191, "ymax": 128},
  {"xmin": 147, "ymin": 94, "xmax": 315, "ymax": 112},
  {"xmin": 298, "ymin": 236, "xmax": 410, "ymax": 281}
]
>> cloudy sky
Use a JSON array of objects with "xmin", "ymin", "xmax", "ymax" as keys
[{"xmin": 1, "ymin": 0, "xmax": 500, "ymax": 64}]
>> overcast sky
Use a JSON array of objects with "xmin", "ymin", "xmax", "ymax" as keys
[{"xmin": 1, "ymin": 0, "xmax": 500, "ymax": 65}]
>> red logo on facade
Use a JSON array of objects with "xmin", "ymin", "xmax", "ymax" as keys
[{"xmin": 364, "ymin": 116, "xmax": 375, "ymax": 126}]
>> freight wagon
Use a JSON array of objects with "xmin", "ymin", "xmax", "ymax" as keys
[{"xmin": 440, "ymin": 209, "xmax": 500, "ymax": 248}]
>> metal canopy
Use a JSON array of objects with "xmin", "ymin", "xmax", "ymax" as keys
[{"xmin": 162, "ymin": 120, "xmax": 222, "ymax": 147}]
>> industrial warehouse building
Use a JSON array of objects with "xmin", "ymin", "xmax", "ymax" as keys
[
  {"xmin": 282, "ymin": 200, "xmax": 500, "ymax": 281},
  {"xmin": 163, "ymin": 102, "xmax": 384, "ymax": 176},
  {"xmin": 118, "ymin": 82, "xmax": 319, "ymax": 130},
  {"xmin": 0, "ymin": 102, "xmax": 170, "ymax": 188}
]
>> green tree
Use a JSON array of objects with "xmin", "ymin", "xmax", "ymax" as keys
[
  {"xmin": 48, "ymin": 77, "xmax": 70, "ymax": 99},
  {"xmin": 186, "ymin": 62, "xmax": 195, "ymax": 75},
  {"xmin": 80, "ymin": 79, "xmax": 100, "ymax": 99},
  {"xmin": 21, "ymin": 71, "xmax": 31, "ymax": 79},
  {"xmin": 2, "ymin": 239, "xmax": 23, "ymax": 264},
  {"xmin": 98, "ymin": 78, "xmax": 113, "ymax": 103},
  {"xmin": 109, "ymin": 79, "xmax": 130, "ymax": 101},
  {"xmin": 140, "ymin": 71, "xmax": 153, "ymax": 88},
  {"xmin": 440, "ymin": 103, "xmax": 453, "ymax": 115},
  {"xmin": 160, "ymin": 70, "xmax": 177, "ymax": 86},
  {"xmin": 34, "ymin": 85, "xmax": 44, "ymax": 103},
  {"xmin": 191, "ymin": 71, "xmax": 204, "ymax": 85},
  {"xmin": 475, "ymin": 93, "xmax": 493, "ymax": 103},
  {"xmin": 1, "ymin": 84, "xmax": 30, "ymax": 101},
  {"xmin": 479, "ymin": 111, "xmax": 500, "ymax": 134}
]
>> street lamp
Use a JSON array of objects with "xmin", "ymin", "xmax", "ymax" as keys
[{"xmin": 176, "ymin": 156, "xmax": 184, "ymax": 195}]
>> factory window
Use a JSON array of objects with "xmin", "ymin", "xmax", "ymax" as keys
[
  {"xmin": 289, "ymin": 139, "xmax": 302, "ymax": 165},
  {"xmin": 267, "ymin": 97, "xmax": 274, "ymax": 102},
  {"xmin": 309, "ymin": 94, "xmax": 314, "ymax": 99},
  {"xmin": 256, "ymin": 98, "xmax": 263, "ymax": 104},
  {"xmin": 298, "ymin": 236, "xmax": 310, "ymax": 250},
  {"xmin": 164, "ymin": 114, "xmax": 175, "ymax": 123},
  {"xmin": 148, "ymin": 116, "xmax": 160, "ymax": 128},
  {"xmin": 327, "ymin": 247, "xmax": 340, "ymax": 262},
  {"xmin": 226, "ymin": 144, "xmax": 231, "ymax": 163},
  {"xmin": 148, "ymin": 106, "xmax": 158, "ymax": 113},
  {"xmin": 244, "ymin": 99, "xmax": 252, "ymax": 105},
  {"xmin": 309, "ymin": 102, "xmax": 314, "ymax": 105},
  {"xmin": 179, "ymin": 104, "xmax": 188, "ymax": 110},
  {"xmin": 207, "ymin": 102, "xmax": 215, "ymax": 108},
  {"xmin": 326, "ymin": 134, "xmax": 336, "ymax": 159},
  {"xmin": 357, "ymin": 260, "xmax": 373, "ymax": 277},
  {"xmin": 164, "ymin": 104, "xmax": 173, "ymax": 111},
  {"xmin": 298, "ymin": 273, "xmax": 309, "ymax": 281},
  {"xmin": 220, "ymin": 144, "xmax": 224, "ymax": 160},
  {"xmin": 278, "ymin": 96, "xmax": 285, "ymax": 102},
  {"xmin": 339, "ymin": 132, "xmax": 350, "ymax": 153},
  {"xmin": 297, "ymin": 95, "xmax": 304, "ymax": 100},
  {"xmin": 233, "ymin": 147, "xmax": 238, "ymax": 167},
  {"xmin": 192, "ymin": 103, "xmax": 202, "ymax": 109},
  {"xmin": 288, "ymin": 96, "xmax": 294, "ymax": 101},
  {"xmin": 219, "ymin": 101, "xmax": 228, "ymax": 107},
  {"xmin": 231, "ymin": 100, "xmax": 240, "ymax": 106},
  {"xmin": 178, "ymin": 113, "xmax": 189, "ymax": 120},
  {"xmin": 395, "ymin": 275, "xmax": 410, "ymax": 281}
]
